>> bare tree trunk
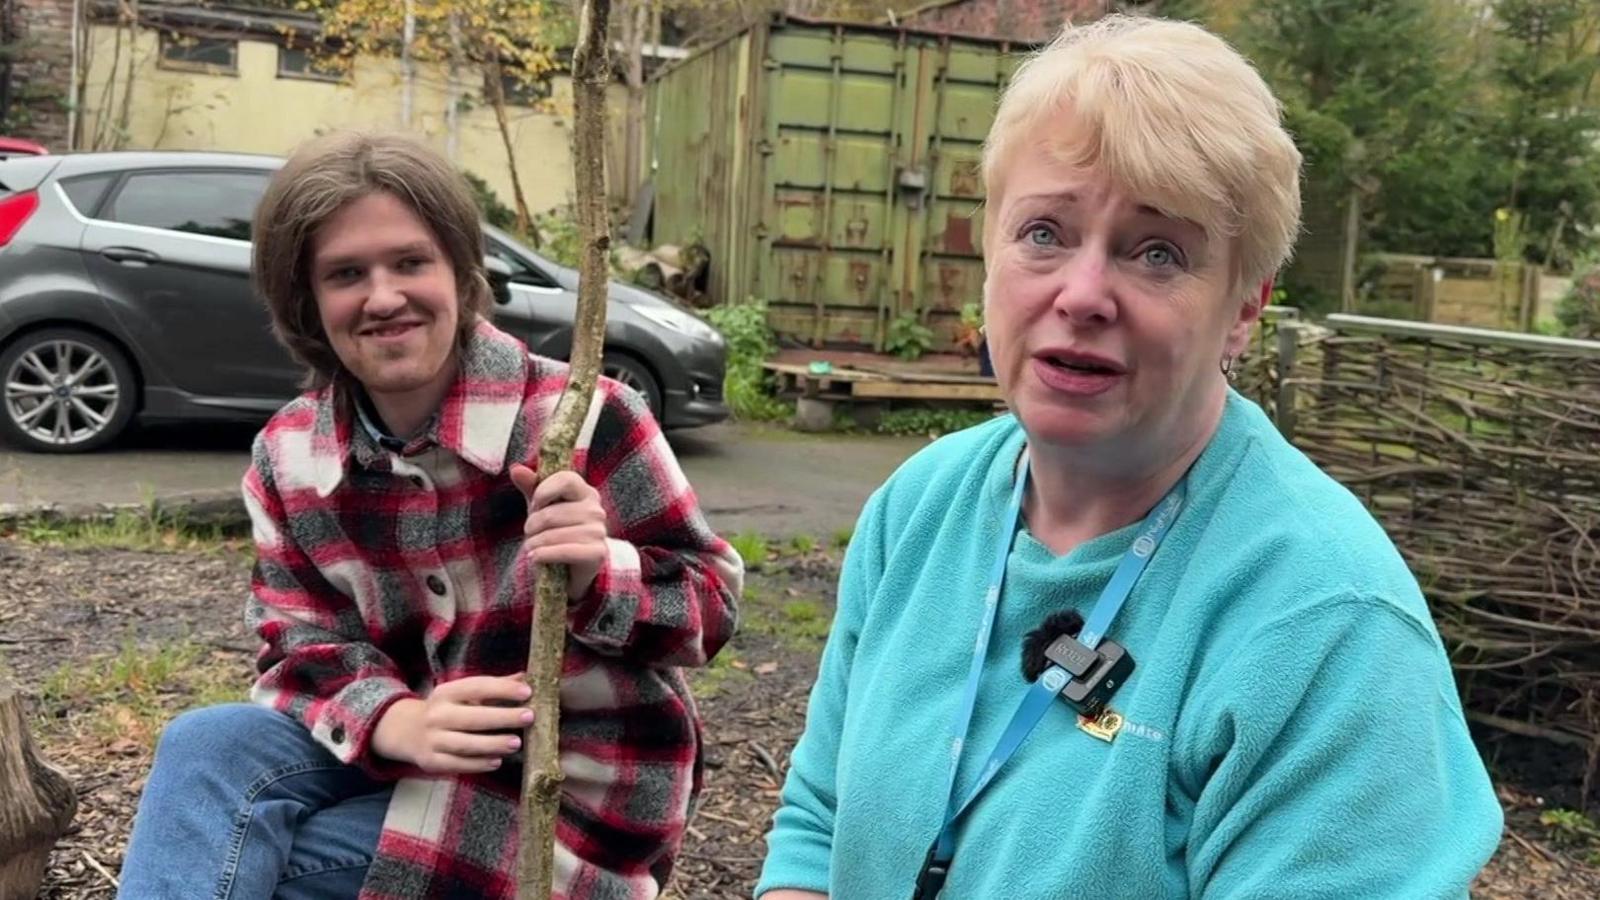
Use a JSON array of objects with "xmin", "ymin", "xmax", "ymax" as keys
[
  {"xmin": 91, "ymin": 4, "xmax": 124, "ymax": 150},
  {"xmin": 485, "ymin": 59, "xmax": 535, "ymax": 239},
  {"xmin": 114, "ymin": 0, "xmax": 139, "ymax": 149},
  {"xmin": 445, "ymin": 11, "xmax": 461, "ymax": 162},
  {"xmin": 401, "ymin": 0, "xmax": 415, "ymax": 128},
  {"xmin": 0, "ymin": 663, "xmax": 78, "ymax": 899},
  {"xmin": 514, "ymin": 0, "xmax": 612, "ymax": 893}
]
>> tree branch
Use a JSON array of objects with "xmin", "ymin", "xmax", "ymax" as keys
[{"xmin": 514, "ymin": 0, "xmax": 612, "ymax": 894}]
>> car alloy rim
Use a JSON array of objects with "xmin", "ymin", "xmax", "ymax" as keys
[
  {"xmin": 604, "ymin": 362, "xmax": 649, "ymax": 397},
  {"xmin": 4, "ymin": 339, "xmax": 121, "ymax": 446}
]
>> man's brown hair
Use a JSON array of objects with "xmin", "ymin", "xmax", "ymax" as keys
[{"xmin": 252, "ymin": 131, "xmax": 492, "ymax": 389}]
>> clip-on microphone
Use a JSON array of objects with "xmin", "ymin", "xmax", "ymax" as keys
[{"xmin": 1021, "ymin": 609, "xmax": 1134, "ymax": 719}]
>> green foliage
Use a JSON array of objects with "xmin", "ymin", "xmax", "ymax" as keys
[
  {"xmin": 703, "ymin": 299, "xmax": 792, "ymax": 421},
  {"xmin": 885, "ymin": 313, "xmax": 935, "ymax": 361},
  {"xmin": 728, "ymin": 532, "xmax": 770, "ymax": 571},
  {"xmin": 464, "ymin": 170, "xmax": 518, "ymax": 232},
  {"xmin": 1237, "ymin": 0, "xmax": 1600, "ymax": 266},
  {"xmin": 1557, "ymin": 257, "xmax": 1600, "ymax": 339},
  {"xmin": 1488, "ymin": 0, "xmax": 1600, "ymax": 269},
  {"xmin": 877, "ymin": 408, "xmax": 994, "ymax": 437},
  {"xmin": 1540, "ymin": 808, "xmax": 1600, "ymax": 850},
  {"xmin": 789, "ymin": 533, "xmax": 817, "ymax": 555},
  {"xmin": 959, "ymin": 303, "xmax": 983, "ymax": 331},
  {"xmin": 533, "ymin": 209, "xmax": 583, "ymax": 269}
]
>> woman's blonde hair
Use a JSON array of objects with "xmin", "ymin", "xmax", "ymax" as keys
[
  {"xmin": 982, "ymin": 14, "xmax": 1302, "ymax": 292},
  {"xmin": 252, "ymin": 131, "xmax": 492, "ymax": 389}
]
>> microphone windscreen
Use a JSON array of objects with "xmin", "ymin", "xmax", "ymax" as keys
[{"xmin": 1020, "ymin": 609, "xmax": 1085, "ymax": 682}]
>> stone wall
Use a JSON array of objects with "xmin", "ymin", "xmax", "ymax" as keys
[{"xmin": 3, "ymin": 0, "xmax": 76, "ymax": 147}]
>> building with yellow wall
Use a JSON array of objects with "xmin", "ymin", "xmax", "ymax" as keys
[{"xmin": 74, "ymin": 2, "xmax": 637, "ymax": 216}]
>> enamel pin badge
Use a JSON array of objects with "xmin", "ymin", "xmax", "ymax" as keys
[{"xmin": 1077, "ymin": 709, "xmax": 1125, "ymax": 742}]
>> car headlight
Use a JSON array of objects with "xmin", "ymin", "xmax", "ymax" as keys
[{"xmin": 632, "ymin": 303, "xmax": 722, "ymax": 343}]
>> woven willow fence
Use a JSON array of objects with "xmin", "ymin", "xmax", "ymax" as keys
[{"xmin": 1240, "ymin": 312, "xmax": 1600, "ymax": 797}]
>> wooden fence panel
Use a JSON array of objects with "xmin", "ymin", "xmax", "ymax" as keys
[{"xmin": 1244, "ymin": 312, "xmax": 1600, "ymax": 789}]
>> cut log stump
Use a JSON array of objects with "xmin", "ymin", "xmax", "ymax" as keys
[{"xmin": 0, "ymin": 667, "xmax": 77, "ymax": 900}]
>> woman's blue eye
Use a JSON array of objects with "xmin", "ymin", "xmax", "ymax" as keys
[
  {"xmin": 1142, "ymin": 244, "xmax": 1180, "ymax": 268},
  {"xmin": 1025, "ymin": 225, "xmax": 1056, "ymax": 246}
]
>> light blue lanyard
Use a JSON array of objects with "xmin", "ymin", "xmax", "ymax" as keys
[{"xmin": 931, "ymin": 448, "xmax": 1187, "ymax": 868}]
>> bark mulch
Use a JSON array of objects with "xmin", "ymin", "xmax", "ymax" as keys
[{"xmin": 2, "ymin": 537, "xmax": 1595, "ymax": 899}]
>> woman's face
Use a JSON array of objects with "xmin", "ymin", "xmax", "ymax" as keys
[{"xmin": 983, "ymin": 134, "xmax": 1259, "ymax": 464}]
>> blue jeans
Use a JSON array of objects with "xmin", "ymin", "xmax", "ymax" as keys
[{"xmin": 117, "ymin": 703, "xmax": 392, "ymax": 900}]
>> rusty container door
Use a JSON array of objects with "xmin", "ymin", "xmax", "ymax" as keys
[
  {"xmin": 749, "ymin": 20, "xmax": 911, "ymax": 348},
  {"xmin": 748, "ymin": 18, "xmax": 1013, "ymax": 350},
  {"xmin": 906, "ymin": 39, "xmax": 1015, "ymax": 349}
]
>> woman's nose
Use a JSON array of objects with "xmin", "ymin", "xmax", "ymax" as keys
[{"xmin": 1050, "ymin": 251, "xmax": 1118, "ymax": 325}]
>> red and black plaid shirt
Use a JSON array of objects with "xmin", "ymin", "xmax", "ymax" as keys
[{"xmin": 243, "ymin": 318, "xmax": 743, "ymax": 898}]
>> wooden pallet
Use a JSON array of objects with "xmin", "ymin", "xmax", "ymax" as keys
[{"xmin": 763, "ymin": 361, "xmax": 1004, "ymax": 403}]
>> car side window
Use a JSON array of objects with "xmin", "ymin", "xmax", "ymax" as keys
[
  {"xmin": 103, "ymin": 170, "xmax": 271, "ymax": 241},
  {"xmin": 487, "ymin": 239, "xmax": 559, "ymax": 289},
  {"xmin": 58, "ymin": 173, "xmax": 118, "ymax": 217}
]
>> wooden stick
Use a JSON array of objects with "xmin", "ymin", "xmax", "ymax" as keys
[
  {"xmin": 82, "ymin": 849, "xmax": 121, "ymax": 889},
  {"xmin": 514, "ymin": 0, "xmax": 612, "ymax": 894}
]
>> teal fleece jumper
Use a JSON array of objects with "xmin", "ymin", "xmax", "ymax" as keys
[{"xmin": 757, "ymin": 391, "xmax": 1502, "ymax": 899}]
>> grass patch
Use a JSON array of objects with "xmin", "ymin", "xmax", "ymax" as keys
[
  {"xmin": 788, "ymin": 534, "xmax": 817, "ymax": 555},
  {"xmin": 831, "ymin": 528, "xmax": 854, "ymax": 550},
  {"xmin": 9, "ymin": 506, "xmax": 245, "ymax": 553},
  {"xmin": 730, "ymin": 532, "xmax": 770, "ymax": 571},
  {"xmin": 691, "ymin": 646, "xmax": 753, "ymax": 699},
  {"xmin": 741, "ymin": 583, "xmax": 836, "ymax": 652},
  {"xmin": 36, "ymin": 637, "xmax": 250, "ymax": 748}
]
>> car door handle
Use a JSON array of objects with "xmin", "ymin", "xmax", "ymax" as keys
[{"xmin": 101, "ymin": 246, "xmax": 161, "ymax": 266}]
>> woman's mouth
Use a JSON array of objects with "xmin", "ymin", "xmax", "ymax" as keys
[
  {"xmin": 362, "ymin": 322, "xmax": 423, "ymax": 340},
  {"xmin": 1041, "ymin": 355, "xmax": 1120, "ymax": 375},
  {"xmin": 1032, "ymin": 352, "xmax": 1125, "ymax": 396}
]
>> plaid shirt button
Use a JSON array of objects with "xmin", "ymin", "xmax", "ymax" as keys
[
  {"xmin": 598, "ymin": 612, "xmax": 617, "ymax": 632},
  {"xmin": 427, "ymin": 574, "xmax": 448, "ymax": 596},
  {"xmin": 331, "ymin": 725, "xmax": 346, "ymax": 744}
]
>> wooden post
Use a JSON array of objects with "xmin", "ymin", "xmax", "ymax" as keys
[
  {"xmin": 1519, "ymin": 263, "xmax": 1540, "ymax": 333},
  {"xmin": 1275, "ymin": 320, "xmax": 1300, "ymax": 441},
  {"xmin": 514, "ymin": 0, "xmax": 612, "ymax": 894},
  {"xmin": 0, "ymin": 662, "xmax": 77, "ymax": 900},
  {"xmin": 1339, "ymin": 189, "xmax": 1361, "ymax": 314}
]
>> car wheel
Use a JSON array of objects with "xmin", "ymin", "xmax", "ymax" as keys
[
  {"xmin": 0, "ymin": 328, "xmax": 138, "ymax": 453},
  {"xmin": 602, "ymin": 353, "xmax": 663, "ymax": 424}
]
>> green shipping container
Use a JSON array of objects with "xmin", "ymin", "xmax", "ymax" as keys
[{"xmin": 646, "ymin": 14, "xmax": 1025, "ymax": 352}]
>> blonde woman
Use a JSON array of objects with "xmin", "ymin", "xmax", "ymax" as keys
[{"xmin": 758, "ymin": 16, "xmax": 1501, "ymax": 900}]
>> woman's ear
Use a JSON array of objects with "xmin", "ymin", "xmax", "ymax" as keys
[{"xmin": 1225, "ymin": 277, "xmax": 1272, "ymax": 358}]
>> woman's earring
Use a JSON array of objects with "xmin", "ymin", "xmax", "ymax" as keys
[{"xmin": 1221, "ymin": 355, "xmax": 1236, "ymax": 380}]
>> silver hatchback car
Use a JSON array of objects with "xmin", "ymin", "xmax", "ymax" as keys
[{"xmin": 0, "ymin": 150, "xmax": 728, "ymax": 452}]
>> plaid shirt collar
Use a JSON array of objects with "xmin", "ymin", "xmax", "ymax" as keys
[{"xmin": 307, "ymin": 318, "xmax": 530, "ymax": 496}]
